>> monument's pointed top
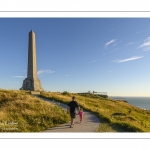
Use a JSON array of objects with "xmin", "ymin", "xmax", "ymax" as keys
[{"xmin": 30, "ymin": 30, "xmax": 34, "ymax": 33}]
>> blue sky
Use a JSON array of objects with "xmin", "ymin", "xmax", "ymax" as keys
[{"xmin": 0, "ymin": 18, "xmax": 150, "ymax": 97}]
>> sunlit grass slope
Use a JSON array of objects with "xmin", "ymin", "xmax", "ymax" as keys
[
  {"xmin": 41, "ymin": 91, "xmax": 150, "ymax": 132},
  {"xmin": 0, "ymin": 89, "xmax": 69, "ymax": 132}
]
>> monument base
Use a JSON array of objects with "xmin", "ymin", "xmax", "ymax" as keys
[{"xmin": 20, "ymin": 78, "xmax": 44, "ymax": 91}]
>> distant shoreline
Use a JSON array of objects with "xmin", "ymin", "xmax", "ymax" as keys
[
  {"xmin": 109, "ymin": 96, "xmax": 150, "ymax": 98},
  {"xmin": 109, "ymin": 96, "xmax": 150, "ymax": 110}
]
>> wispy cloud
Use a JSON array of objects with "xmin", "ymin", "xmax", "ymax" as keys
[
  {"xmin": 37, "ymin": 69, "xmax": 55, "ymax": 76},
  {"xmin": 11, "ymin": 76, "xmax": 25, "ymax": 78},
  {"xmin": 139, "ymin": 37, "xmax": 150, "ymax": 51},
  {"xmin": 8, "ymin": 82, "xmax": 19, "ymax": 84},
  {"xmin": 126, "ymin": 42, "xmax": 135, "ymax": 46},
  {"xmin": 143, "ymin": 48, "xmax": 150, "ymax": 51},
  {"xmin": 66, "ymin": 75, "xmax": 70, "ymax": 77},
  {"xmin": 136, "ymin": 30, "xmax": 148, "ymax": 34},
  {"xmin": 112, "ymin": 56, "xmax": 144, "ymax": 63},
  {"xmin": 105, "ymin": 39, "xmax": 116, "ymax": 47}
]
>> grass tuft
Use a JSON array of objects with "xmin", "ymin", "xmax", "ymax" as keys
[{"xmin": 0, "ymin": 89, "xmax": 70, "ymax": 132}]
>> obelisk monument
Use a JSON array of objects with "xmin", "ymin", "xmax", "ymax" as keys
[{"xmin": 21, "ymin": 30, "xmax": 44, "ymax": 91}]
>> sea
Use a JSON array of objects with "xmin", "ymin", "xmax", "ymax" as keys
[{"xmin": 109, "ymin": 96, "xmax": 150, "ymax": 110}]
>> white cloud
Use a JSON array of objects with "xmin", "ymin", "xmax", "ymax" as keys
[
  {"xmin": 8, "ymin": 82, "xmax": 19, "ymax": 84},
  {"xmin": 37, "ymin": 69, "xmax": 55, "ymax": 76},
  {"xmin": 144, "ymin": 37, "xmax": 150, "ymax": 41},
  {"xmin": 136, "ymin": 30, "xmax": 148, "ymax": 34},
  {"xmin": 66, "ymin": 75, "xmax": 70, "ymax": 77},
  {"xmin": 143, "ymin": 48, "xmax": 150, "ymax": 51},
  {"xmin": 105, "ymin": 39, "xmax": 116, "ymax": 47},
  {"xmin": 126, "ymin": 42, "xmax": 139, "ymax": 46},
  {"xmin": 140, "ymin": 41, "xmax": 150, "ymax": 48},
  {"xmin": 126, "ymin": 42, "xmax": 134, "ymax": 46},
  {"xmin": 11, "ymin": 76, "xmax": 25, "ymax": 78},
  {"xmin": 139, "ymin": 37, "xmax": 150, "ymax": 51},
  {"xmin": 112, "ymin": 56, "xmax": 144, "ymax": 63}
]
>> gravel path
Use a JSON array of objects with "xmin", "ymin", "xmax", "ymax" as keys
[{"xmin": 38, "ymin": 96, "xmax": 100, "ymax": 132}]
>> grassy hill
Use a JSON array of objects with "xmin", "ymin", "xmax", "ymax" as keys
[
  {"xmin": 40, "ymin": 91, "xmax": 150, "ymax": 132},
  {"xmin": 0, "ymin": 89, "xmax": 70, "ymax": 132},
  {"xmin": 1, "ymin": 89, "xmax": 150, "ymax": 132}
]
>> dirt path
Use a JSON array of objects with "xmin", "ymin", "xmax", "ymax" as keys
[{"xmin": 38, "ymin": 96, "xmax": 100, "ymax": 132}]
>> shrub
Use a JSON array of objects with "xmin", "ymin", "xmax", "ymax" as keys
[{"xmin": 62, "ymin": 91, "xmax": 70, "ymax": 95}]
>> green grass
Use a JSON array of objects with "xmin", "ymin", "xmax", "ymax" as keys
[
  {"xmin": 40, "ymin": 91, "xmax": 150, "ymax": 132},
  {"xmin": 1, "ymin": 89, "xmax": 150, "ymax": 132},
  {"xmin": 0, "ymin": 89, "xmax": 70, "ymax": 132}
]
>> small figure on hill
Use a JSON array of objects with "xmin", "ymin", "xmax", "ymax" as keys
[
  {"xmin": 67, "ymin": 96, "xmax": 80, "ymax": 128},
  {"xmin": 76, "ymin": 108, "xmax": 84, "ymax": 123}
]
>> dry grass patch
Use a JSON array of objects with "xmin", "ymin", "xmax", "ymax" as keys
[{"xmin": 0, "ymin": 89, "xmax": 70, "ymax": 132}]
